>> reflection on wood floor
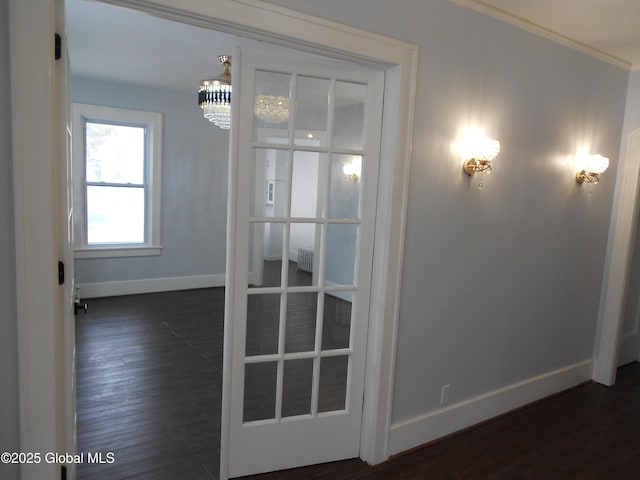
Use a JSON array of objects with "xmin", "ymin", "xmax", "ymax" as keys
[
  {"xmin": 76, "ymin": 287, "xmax": 223, "ymax": 480},
  {"xmin": 245, "ymin": 260, "xmax": 353, "ymax": 421},
  {"xmin": 75, "ymin": 266, "xmax": 640, "ymax": 479},
  {"xmin": 75, "ymin": 260, "xmax": 353, "ymax": 479}
]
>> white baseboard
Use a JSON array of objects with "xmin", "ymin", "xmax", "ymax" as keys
[
  {"xmin": 77, "ymin": 274, "xmax": 226, "ymax": 299},
  {"xmin": 388, "ymin": 359, "xmax": 592, "ymax": 456},
  {"xmin": 618, "ymin": 331, "xmax": 640, "ymax": 366},
  {"xmin": 325, "ymin": 281, "xmax": 353, "ymax": 302}
]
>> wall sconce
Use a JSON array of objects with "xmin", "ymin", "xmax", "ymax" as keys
[
  {"xmin": 576, "ymin": 154, "xmax": 609, "ymax": 184},
  {"xmin": 343, "ymin": 157, "xmax": 362, "ymax": 183},
  {"xmin": 460, "ymin": 131, "xmax": 501, "ymax": 175}
]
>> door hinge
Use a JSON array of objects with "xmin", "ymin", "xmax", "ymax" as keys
[
  {"xmin": 55, "ymin": 33, "xmax": 62, "ymax": 61},
  {"xmin": 58, "ymin": 261, "xmax": 65, "ymax": 285}
]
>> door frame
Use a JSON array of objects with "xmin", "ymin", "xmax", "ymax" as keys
[
  {"xmin": 593, "ymin": 126, "xmax": 640, "ymax": 385},
  {"xmin": 9, "ymin": 0, "xmax": 74, "ymax": 478},
  {"xmin": 10, "ymin": 0, "xmax": 418, "ymax": 477}
]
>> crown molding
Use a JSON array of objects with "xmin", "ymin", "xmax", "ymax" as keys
[{"xmin": 450, "ymin": 0, "xmax": 632, "ymax": 71}]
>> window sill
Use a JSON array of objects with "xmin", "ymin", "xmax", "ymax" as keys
[{"xmin": 74, "ymin": 245, "xmax": 163, "ymax": 259}]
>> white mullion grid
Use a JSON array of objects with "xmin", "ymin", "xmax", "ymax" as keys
[
  {"xmin": 272, "ymin": 72, "xmax": 299, "ymax": 423},
  {"xmin": 275, "ymin": 156, "xmax": 292, "ymax": 423},
  {"xmin": 274, "ymin": 217, "xmax": 288, "ymax": 423},
  {"xmin": 247, "ymin": 285, "xmax": 357, "ymax": 297},
  {"xmin": 252, "ymin": 142, "xmax": 291, "ymax": 151},
  {"xmin": 250, "ymin": 216, "xmax": 361, "ymax": 225},
  {"xmin": 323, "ymin": 284, "xmax": 358, "ymax": 294},
  {"xmin": 246, "ymin": 286, "xmax": 284, "ymax": 295},
  {"xmin": 311, "ymin": 77, "xmax": 338, "ymax": 418},
  {"xmin": 281, "ymin": 220, "xmax": 291, "ymax": 291},
  {"xmin": 86, "ymin": 181, "xmax": 145, "ymax": 188},
  {"xmin": 274, "ymin": 289, "xmax": 286, "ymax": 422},
  {"xmin": 311, "ymin": 217, "xmax": 329, "ymax": 417},
  {"xmin": 345, "ymin": 345, "xmax": 354, "ymax": 414},
  {"xmin": 250, "ymin": 143, "xmax": 365, "ymax": 156},
  {"xmin": 318, "ymin": 348, "xmax": 352, "ymax": 358},
  {"xmin": 244, "ymin": 351, "xmax": 321, "ymax": 364},
  {"xmin": 248, "ymin": 285, "xmax": 329, "ymax": 295},
  {"xmin": 288, "ymin": 72, "xmax": 298, "ymax": 152},
  {"xmin": 310, "ymin": 288, "xmax": 324, "ymax": 417}
]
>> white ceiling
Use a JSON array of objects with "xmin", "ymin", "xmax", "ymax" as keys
[
  {"xmin": 66, "ymin": 0, "xmax": 251, "ymax": 92},
  {"xmin": 67, "ymin": 0, "xmax": 640, "ymax": 93},
  {"xmin": 455, "ymin": 0, "xmax": 640, "ymax": 69}
]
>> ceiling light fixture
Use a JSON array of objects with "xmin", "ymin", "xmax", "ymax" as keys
[
  {"xmin": 254, "ymin": 94, "xmax": 289, "ymax": 124},
  {"xmin": 198, "ymin": 55, "xmax": 231, "ymax": 130}
]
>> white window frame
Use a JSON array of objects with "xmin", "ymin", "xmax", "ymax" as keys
[{"xmin": 72, "ymin": 103, "xmax": 163, "ymax": 258}]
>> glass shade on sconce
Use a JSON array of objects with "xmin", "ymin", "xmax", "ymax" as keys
[
  {"xmin": 254, "ymin": 95, "xmax": 289, "ymax": 123},
  {"xmin": 343, "ymin": 157, "xmax": 362, "ymax": 182},
  {"xmin": 576, "ymin": 154, "xmax": 609, "ymax": 184},
  {"xmin": 460, "ymin": 130, "xmax": 500, "ymax": 175},
  {"xmin": 199, "ymin": 55, "xmax": 232, "ymax": 130}
]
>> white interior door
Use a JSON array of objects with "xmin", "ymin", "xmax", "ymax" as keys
[
  {"xmin": 55, "ymin": 3, "xmax": 78, "ymax": 477},
  {"xmin": 226, "ymin": 47, "xmax": 384, "ymax": 478}
]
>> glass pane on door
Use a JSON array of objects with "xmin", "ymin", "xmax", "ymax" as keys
[
  {"xmin": 333, "ymin": 81, "xmax": 366, "ymax": 151},
  {"xmin": 282, "ymin": 358, "xmax": 314, "ymax": 418},
  {"xmin": 325, "ymin": 223, "xmax": 358, "ymax": 286},
  {"xmin": 228, "ymin": 47, "xmax": 384, "ymax": 479},
  {"xmin": 289, "ymin": 222, "xmax": 321, "ymax": 287},
  {"xmin": 249, "ymin": 221, "xmax": 285, "ymax": 287},
  {"xmin": 291, "ymin": 151, "xmax": 326, "ymax": 218},
  {"xmin": 244, "ymin": 362, "xmax": 278, "ymax": 422},
  {"xmin": 294, "ymin": 76, "xmax": 329, "ymax": 147},
  {"xmin": 284, "ymin": 292, "xmax": 318, "ymax": 353},
  {"xmin": 322, "ymin": 291, "xmax": 353, "ymax": 350},
  {"xmin": 253, "ymin": 71, "xmax": 291, "ymax": 143},
  {"xmin": 246, "ymin": 293, "xmax": 281, "ymax": 356},
  {"xmin": 239, "ymin": 62, "xmax": 378, "ymax": 440},
  {"xmin": 251, "ymin": 148, "xmax": 289, "ymax": 218},
  {"xmin": 329, "ymin": 154, "xmax": 361, "ymax": 219},
  {"xmin": 318, "ymin": 355, "xmax": 349, "ymax": 413}
]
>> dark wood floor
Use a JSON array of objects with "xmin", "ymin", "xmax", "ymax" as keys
[
  {"xmin": 76, "ymin": 282, "xmax": 640, "ymax": 480},
  {"xmin": 245, "ymin": 362, "xmax": 640, "ymax": 480},
  {"xmin": 75, "ymin": 287, "xmax": 224, "ymax": 480}
]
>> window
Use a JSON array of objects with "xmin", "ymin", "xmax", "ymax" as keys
[{"xmin": 72, "ymin": 103, "xmax": 163, "ymax": 258}]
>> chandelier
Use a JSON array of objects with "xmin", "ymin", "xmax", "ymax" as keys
[
  {"xmin": 198, "ymin": 55, "xmax": 231, "ymax": 130},
  {"xmin": 254, "ymin": 95, "xmax": 289, "ymax": 124}
]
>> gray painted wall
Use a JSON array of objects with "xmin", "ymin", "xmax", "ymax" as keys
[
  {"xmin": 0, "ymin": 0, "xmax": 21, "ymax": 478},
  {"xmin": 71, "ymin": 76, "xmax": 228, "ymax": 285},
  {"xmin": 1, "ymin": 0, "xmax": 634, "ymax": 470},
  {"xmin": 261, "ymin": 0, "xmax": 629, "ymax": 423},
  {"xmin": 619, "ymin": 70, "xmax": 640, "ymax": 361}
]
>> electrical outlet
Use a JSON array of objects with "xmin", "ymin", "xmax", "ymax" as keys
[{"xmin": 440, "ymin": 384, "xmax": 451, "ymax": 405}]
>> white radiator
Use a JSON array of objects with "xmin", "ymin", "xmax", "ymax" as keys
[{"xmin": 297, "ymin": 248, "xmax": 314, "ymax": 273}]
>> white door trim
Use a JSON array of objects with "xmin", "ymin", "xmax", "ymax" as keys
[
  {"xmin": 98, "ymin": 0, "xmax": 419, "ymax": 472},
  {"xmin": 593, "ymin": 126, "xmax": 640, "ymax": 385},
  {"xmin": 9, "ymin": 1, "xmax": 70, "ymax": 478},
  {"xmin": 12, "ymin": 0, "xmax": 418, "ymax": 478}
]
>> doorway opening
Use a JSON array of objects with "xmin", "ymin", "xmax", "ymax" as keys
[
  {"xmin": 13, "ymin": 0, "xmax": 417, "ymax": 476},
  {"xmin": 66, "ymin": 1, "xmax": 237, "ymax": 477},
  {"xmin": 63, "ymin": 0, "xmax": 396, "ymax": 475}
]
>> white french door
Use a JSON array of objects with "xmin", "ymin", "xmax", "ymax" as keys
[{"xmin": 225, "ymin": 47, "xmax": 384, "ymax": 478}]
